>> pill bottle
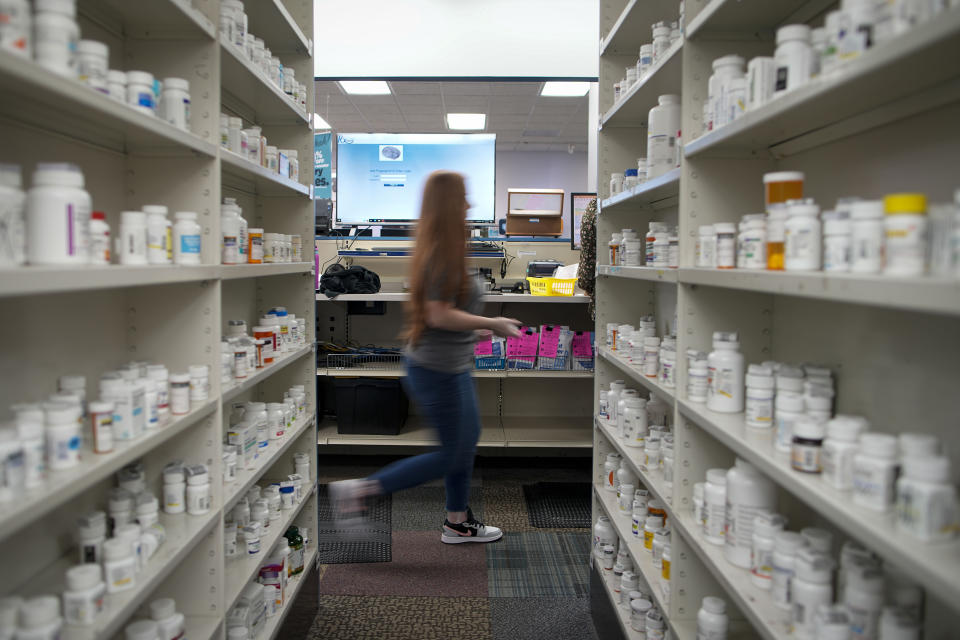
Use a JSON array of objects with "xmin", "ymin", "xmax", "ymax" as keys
[
  {"xmin": 745, "ymin": 364, "xmax": 774, "ymax": 428},
  {"xmin": 0, "ymin": 163, "xmax": 26, "ymax": 267},
  {"xmin": 126, "ymin": 70, "xmax": 156, "ymax": 116},
  {"xmin": 822, "ymin": 213, "xmax": 852, "ymax": 272},
  {"xmin": 114, "ymin": 522, "xmax": 144, "ymax": 573},
  {"xmin": 774, "ymin": 391, "xmax": 804, "ymax": 453},
  {"xmin": 725, "ymin": 458, "xmax": 776, "ymax": 568},
  {"xmin": 877, "ymin": 606, "xmax": 920, "ymax": 640},
  {"xmin": 139, "ymin": 206, "xmax": 168, "ymax": 266},
  {"xmin": 76, "ymin": 511, "xmax": 106, "ymax": 563},
  {"xmin": 624, "ymin": 167, "xmax": 639, "ymax": 191},
  {"xmin": 652, "ymin": 527, "xmax": 670, "ymax": 567},
  {"xmin": 784, "ymin": 199, "xmax": 821, "ymax": 271},
  {"xmin": 135, "ymin": 493, "xmax": 159, "ymax": 528},
  {"xmin": 601, "ymin": 543, "xmax": 616, "ymax": 571},
  {"xmin": 17, "ymin": 595, "xmax": 62, "ymax": 640},
  {"xmin": 764, "ymin": 172, "xmax": 805, "ymax": 210},
  {"xmin": 169, "ymin": 373, "xmax": 190, "ymax": 415},
  {"xmin": 44, "ymin": 403, "xmax": 80, "ymax": 470},
  {"xmin": 822, "ymin": 415, "xmax": 868, "ymax": 490},
  {"xmin": 87, "ymin": 211, "xmax": 111, "ymax": 265},
  {"xmin": 245, "ymin": 521, "xmax": 262, "ymax": 555},
  {"xmin": 691, "ymin": 482, "xmax": 706, "ymax": 530},
  {"xmin": 765, "ymin": 204, "xmax": 789, "ymax": 270},
  {"xmin": 643, "ymin": 437, "xmax": 661, "ymax": 472},
  {"xmin": 117, "ymin": 211, "xmax": 148, "ymax": 265},
  {"xmin": 898, "ymin": 432, "xmax": 939, "ymax": 459},
  {"xmin": 703, "ymin": 468, "xmax": 727, "ymax": 545},
  {"xmin": 774, "ymin": 24, "xmax": 813, "ymax": 95},
  {"xmin": 791, "ymin": 548, "xmax": 835, "ymax": 639},
  {"xmin": 279, "ymin": 484, "xmax": 295, "ymax": 509},
  {"xmin": 697, "ymin": 225, "xmax": 717, "ymax": 267},
  {"xmin": 26, "ymin": 162, "xmax": 91, "ymax": 265},
  {"xmin": 124, "ymin": 620, "xmax": 159, "ymax": 640},
  {"xmin": 714, "ymin": 223, "xmax": 736, "ymax": 269},
  {"xmin": 34, "ymin": 0, "xmax": 78, "ymax": 76},
  {"xmin": 186, "ymin": 464, "xmax": 211, "ymax": 515},
  {"xmin": 896, "ymin": 455, "xmax": 957, "ymax": 542},
  {"xmin": 618, "ymin": 570, "xmax": 637, "ymax": 601},
  {"xmin": 852, "ymin": 433, "xmax": 898, "ymax": 511},
  {"xmin": 266, "ymin": 145, "xmax": 279, "ymax": 173},
  {"xmin": 643, "ymin": 516, "xmax": 663, "ymax": 552},
  {"xmin": 76, "ymin": 39, "xmax": 108, "ymax": 93},
  {"xmin": 247, "ymin": 227, "xmax": 264, "ymax": 263},
  {"xmin": 146, "ymin": 365, "xmax": 170, "ymax": 416},
  {"xmin": 287, "ymin": 149, "xmax": 299, "ymax": 181},
  {"xmin": 740, "ymin": 215, "xmax": 766, "ymax": 269},
  {"xmin": 227, "ymin": 117, "xmax": 245, "ymax": 155},
  {"xmin": 771, "ymin": 530, "xmax": 804, "ymax": 613},
  {"xmin": 629, "ymin": 598, "xmax": 652, "ymax": 632},
  {"xmin": 150, "ymin": 598, "xmax": 185, "ymax": 640},
  {"xmin": 160, "ymin": 77, "xmax": 190, "ymax": 131},
  {"xmin": 709, "ymin": 55, "xmax": 744, "ymax": 130},
  {"xmin": 172, "ymin": 212, "xmax": 202, "ymax": 264},
  {"xmin": 609, "ymin": 172, "xmax": 623, "ymax": 197},
  {"xmin": 84, "ymin": 401, "xmax": 112, "ymax": 454},
  {"xmin": 813, "ymin": 603, "xmax": 852, "ymax": 640},
  {"xmin": 161, "ymin": 463, "xmax": 185, "ymax": 514},
  {"xmin": 646, "ymin": 94, "xmax": 680, "ymax": 179},
  {"xmin": 850, "ymin": 200, "xmax": 884, "ymax": 273},
  {"xmin": 107, "ymin": 488, "xmax": 135, "ymax": 535},
  {"xmin": 707, "ymin": 331, "xmax": 744, "ymax": 413},
  {"xmin": 844, "ymin": 564, "xmax": 885, "ymax": 640},
  {"xmin": 746, "ymin": 56, "xmax": 777, "ymax": 111},
  {"xmin": 883, "ymin": 193, "xmax": 927, "ymax": 276},
  {"xmin": 688, "ymin": 358, "xmax": 709, "ymax": 403},
  {"xmin": 750, "ymin": 512, "xmax": 786, "ymax": 589},
  {"xmin": 62, "ymin": 564, "xmax": 105, "ymax": 626},
  {"xmin": 642, "ymin": 337, "xmax": 660, "ymax": 378},
  {"xmin": 697, "ymin": 596, "xmax": 728, "ymax": 640},
  {"xmin": 221, "ymin": 207, "xmax": 241, "ymax": 265},
  {"xmin": 107, "ymin": 69, "xmax": 126, "ymax": 101},
  {"xmin": 791, "ymin": 417, "xmax": 825, "ymax": 473},
  {"xmin": 608, "ymin": 232, "xmax": 622, "ymax": 266},
  {"xmin": 593, "ymin": 515, "xmax": 615, "ymax": 558},
  {"xmin": 102, "ymin": 538, "xmax": 136, "ymax": 593},
  {"xmin": 645, "ymin": 608, "xmax": 665, "ymax": 640},
  {"xmin": 0, "ymin": 0, "xmax": 30, "ymax": 58},
  {"xmin": 660, "ymin": 346, "xmax": 676, "ymax": 388}
]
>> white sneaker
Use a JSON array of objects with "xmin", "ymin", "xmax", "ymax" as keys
[
  {"xmin": 328, "ymin": 479, "xmax": 370, "ymax": 529},
  {"xmin": 441, "ymin": 509, "xmax": 503, "ymax": 544}
]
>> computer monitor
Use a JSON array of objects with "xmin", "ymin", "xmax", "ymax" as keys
[{"xmin": 335, "ymin": 133, "xmax": 496, "ymax": 227}]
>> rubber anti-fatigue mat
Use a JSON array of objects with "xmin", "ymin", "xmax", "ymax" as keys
[
  {"xmin": 316, "ymin": 484, "xmax": 392, "ymax": 564},
  {"xmin": 521, "ymin": 482, "xmax": 592, "ymax": 529}
]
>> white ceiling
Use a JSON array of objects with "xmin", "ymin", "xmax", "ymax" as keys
[{"xmin": 313, "ymin": 80, "xmax": 589, "ymax": 152}]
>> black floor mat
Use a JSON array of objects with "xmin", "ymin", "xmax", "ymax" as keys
[
  {"xmin": 316, "ymin": 484, "xmax": 393, "ymax": 564},
  {"xmin": 522, "ymin": 482, "xmax": 592, "ymax": 528}
]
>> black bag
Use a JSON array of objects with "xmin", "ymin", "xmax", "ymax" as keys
[{"xmin": 318, "ymin": 264, "xmax": 382, "ymax": 298}]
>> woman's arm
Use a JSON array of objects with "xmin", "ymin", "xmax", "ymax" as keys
[{"xmin": 425, "ymin": 301, "xmax": 522, "ymax": 337}]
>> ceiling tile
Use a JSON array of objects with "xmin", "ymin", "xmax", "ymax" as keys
[
  {"xmin": 394, "ymin": 94, "xmax": 443, "ymax": 105},
  {"xmin": 489, "ymin": 82, "xmax": 541, "ymax": 95},
  {"xmin": 390, "ymin": 81, "xmax": 442, "ymax": 94},
  {"xmin": 441, "ymin": 82, "xmax": 492, "ymax": 95}
]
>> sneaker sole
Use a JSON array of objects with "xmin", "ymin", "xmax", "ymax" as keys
[{"xmin": 440, "ymin": 530, "xmax": 503, "ymax": 544}]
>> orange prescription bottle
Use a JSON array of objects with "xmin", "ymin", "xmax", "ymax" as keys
[{"xmin": 763, "ymin": 172, "xmax": 804, "ymax": 270}]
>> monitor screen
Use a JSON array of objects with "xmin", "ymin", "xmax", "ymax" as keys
[{"xmin": 335, "ymin": 133, "xmax": 496, "ymax": 227}]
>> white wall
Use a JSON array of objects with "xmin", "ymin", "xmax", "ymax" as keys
[
  {"xmin": 314, "ymin": 0, "xmax": 599, "ymax": 79},
  {"xmin": 496, "ymin": 150, "xmax": 588, "ymax": 238}
]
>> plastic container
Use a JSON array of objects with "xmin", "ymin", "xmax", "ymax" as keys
[
  {"xmin": 791, "ymin": 548, "xmax": 835, "ymax": 638},
  {"xmin": 172, "ymin": 212, "xmax": 201, "ymax": 264},
  {"xmin": 896, "ymin": 455, "xmax": 957, "ymax": 542},
  {"xmin": 791, "ymin": 417, "xmax": 825, "ymax": 473},
  {"xmin": 0, "ymin": 163, "xmax": 26, "ymax": 267},
  {"xmin": 150, "ymin": 598, "xmax": 185, "ymax": 640},
  {"xmin": 593, "ymin": 516, "xmax": 615, "ymax": 558},
  {"xmin": 774, "ymin": 24, "xmax": 813, "ymax": 95},
  {"xmin": 34, "ymin": 0, "xmax": 78, "ymax": 76},
  {"xmin": 823, "ymin": 213, "xmax": 852, "ymax": 272},
  {"xmin": 646, "ymin": 94, "xmax": 680, "ymax": 179},
  {"xmin": 844, "ymin": 564, "xmax": 885, "ymax": 640},
  {"xmin": 725, "ymin": 458, "xmax": 776, "ymax": 568},
  {"xmin": 703, "ymin": 468, "xmax": 727, "ymax": 545},
  {"xmin": 118, "ymin": 211, "xmax": 148, "ymax": 265},
  {"xmin": 751, "ymin": 512, "xmax": 786, "ymax": 589},
  {"xmin": 85, "ymin": 210, "xmax": 109, "ymax": 265},
  {"xmin": 126, "ymin": 70, "xmax": 156, "ymax": 116},
  {"xmin": 883, "ymin": 193, "xmax": 927, "ymax": 276},
  {"xmin": 771, "ymin": 531, "xmax": 804, "ymax": 612},
  {"xmin": 764, "ymin": 172, "xmax": 804, "ymax": 208},
  {"xmin": 45, "ymin": 403, "xmax": 81, "ymax": 470},
  {"xmin": 159, "ymin": 77, "xmax": 190, "ymax": 131},
  {"xmin": 102, "ymin": 538, "xmax": 136, "ymax": 593},
  {"xmin": 221, "ymin": 207, "xmax": 241, "ymax": 265},
  {"xmin": 688, "ymin": 358, "xmax": 708, "ymax": 403},
  {"xmin": 745, "ymin": 364, "xmax": 775, "ymax": 428},
  {"xmin": 0, "ymin": 0, "xmax": 31, "ymax": 59},
  {"xmin": 629, "ymin": 598, "xmax": 652, "ymax": 632},
  {"xmin": 697, "ymin": 225, "xmax": 717, "ymax": 267},
  {"xmin": 714, "ymin": 223, "xmax": 737, "ymax": 269},
  {"xmin": 850, "ymin": 200, "xmax": 884, "ymax": 274},
  {"xmin": 822, "ymin": 415, "xmax": 868, "ymax": 490},
  {"xmin": 697, "ymin": 596, "xmax": 728, "ymax": 640},
  {"xmin": 774, "ymin": 391, "xmax": 804, "ymax": 453},
  {"xmin": 16, "ymin": 595, "xmax": 62, "ymax": 640},
  {"xmin": 784, "ymin": 199, "xmax": 821, "ymax": 271},
  {"xmin": 746, "ymin": 56, "xmax": 777, "ymax": 111},
  {"xmin": 622, "ymin": 397, "xmax": 647, "ymax": 448},
  {"xmin": 124, "ymin": 620, "xmax": 159, "ymax": 640},
  {"xmin": 77, "ymin": 40, "xmax": 108, "ymax": 92},
  {"xmin": 852, "ymin": 433, "xmax": 898, "ymax": 512},
  {"xmin": 107, "ymin": 69, "xmax": 126, "ymax": 101},
  {"xmin": 62, "ymin": 564, "xmax": 105, "ymax": 625},
  {"xmin": 26, "ymin": 163, "xmax": 91, "ymax": 265},
  {"xmin": 707, "ymin": 331, "xmax": 744, "ymax": 413}
]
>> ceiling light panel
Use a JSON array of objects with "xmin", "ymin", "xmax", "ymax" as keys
[
  {"xmin": 540, "ymin": 81, "xmax": 591, "ymax": 97},
  {"xmin": 446, "ymin": 113, "xmax": 486, "ymax": 130},
  {"xmin": 338, "ymin": 80, "xmax": 391, "ymax": 94}
]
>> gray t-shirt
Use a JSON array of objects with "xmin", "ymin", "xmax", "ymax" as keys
[{"xmin": 406, "ymin": 273, "xmax": 483, "ymax": 373}]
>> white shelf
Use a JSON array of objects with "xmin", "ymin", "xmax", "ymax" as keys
[
  {"xmin": 84, "ymin": 0, "xmax": 216, "ymax": 39},
  {"xmin": 0, "ymin": 51, "xmax": 218, "ymax": 156},
  {"xmin": 598, "ymin": 346, "xmax": 675, "ymax": 403},
  {"xmin": 598, "ymin": 265, "xmax": 679, "ymax": 283},
  {"xmin": 684, "ymin": 8, "xmax": 960, "ymax": 157},
  {"xmin": 220, "ymin": 262, "xmax": 314, "ymax": 280},
  {"xmin": 224, "ymin": 415, "xmax": 316, "ymax": 512},
  {"xmin": 601, "ymin": 39, "xmax": 683, "ymax": 128},
  {"xmin": 316, "ymin": 292, "xmax": 591, "ymax": 304},
  {"xmin": 221, "ymin": 150, "xmax": 311, "ymax": 196},
  {"xmin": 222, "ymin": 345, "xmax": 314, "ymax": 403},
  {"xmin": 41, "ymin": 510, "xmax": 220, "ymax": 640},
  {"xmin": 679, "ymin": 268, "xmax": 960, "ymax": 316},
  {"xmin": 224, "ymin": 482, "xmax": 317, "ymax": 610},
  {"xmin": 318, "ymin": 367, "xmax": 593, "ymax": 379},
  {"xmin": 685, "ymin": 0, "xmax": 817, "ymax": 39},
  {"xmin": 600, "ymin": 0, "xmax": 681, "ymax": 57},
  {"xmin": 600, "ymin": 168, "xmax": 681, "ymax": 211},
  {"xmin": 243, "ymin": 0, "xmax": 312, "ymax": 57},
  {"xmin": 595, "ymin": 560, "xmax": 646, "ymax": 640},
  {"xmin": 219, "ymin": 38, "xmax": 309, "ymax": 125},
  {"xmin": 0, "ymin": 265, "xmax": 219, "ymax": 298},
  {"xmin": 261, "ymin": 545, "xmax": 318, "ymax": 640},
  {"xmin": 184, "ymin": 615, "xmax": 222, "ymax": 640},
  {"xmin": 678, "ymin": 398, "xmax": 960, "ymax": 607},
  {"xmin": 0, "ymin": 400, "xmax": 217, "ymax": 540}
]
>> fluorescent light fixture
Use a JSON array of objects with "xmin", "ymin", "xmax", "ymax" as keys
[
  {"xmin": 540, "ymin": 81, "xmax": 591, "ymax": 97},
  {"xmin": 313, "ymin": 113, "xmax": 331, "ymax": 130},
  {"xmin": 446, "ymin": 113, "xmax": 486, "ymax": 130},
  {"xmin": 338, "ymin": 80, "xmax": 391, "ymax": 95}
]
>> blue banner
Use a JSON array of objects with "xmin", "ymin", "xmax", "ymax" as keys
[{"xmin": 314, "ymin": 132, "xmax": 332, "ymax": 199}]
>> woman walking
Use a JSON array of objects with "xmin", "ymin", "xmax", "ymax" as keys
[{"xmin": 330, "ymin": 171, "xmax": 521, "ymax": 543}]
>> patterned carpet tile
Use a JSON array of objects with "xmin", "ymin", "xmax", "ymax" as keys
[
  {"xmin": 318, "ymin": 530, "xmax": 489, "ymax": 597},
  {"xmin": 483, "ymin": 483, "xmax": 589, "ymax": 534},
  {"xmin": 309, "ymin": 596, "xmax": 492, "ymax": 640},
  {"xmin": 392, "ymin": 485, "xmax": 485, "ymax": 531},
  {"xmin": 522, "ymin": 482, "xmax": 592, "ymax": 528},
  {"xmin": 489, "ymin": 597, "xmax": 598, "ymax": 640},
  {"xmin": 486, "ymin": 532, "xmax": 592, "ymax": 598}
]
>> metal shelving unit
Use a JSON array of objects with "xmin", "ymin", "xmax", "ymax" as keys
[
  {"xmin": 595, "ymin": 0, "xmax": 960, "ymax": 636},
  {"xmin": 0, "ymin": 1, "xmax": 317, "ymax": 638}
]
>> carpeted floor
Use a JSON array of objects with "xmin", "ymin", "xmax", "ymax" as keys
[{"xmin": 308, "ymin": 456, "xmax": 599, "ymax": 640}]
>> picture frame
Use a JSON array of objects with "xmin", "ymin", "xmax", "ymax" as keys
[{"xmin": 570, "ymin": 192, "xmax": 596, "ymax": 250}]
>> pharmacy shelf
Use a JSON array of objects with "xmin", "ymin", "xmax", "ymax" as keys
[
  {"xmin": 598, "ymin": 346, "xmax": 676, "ymax": 403},
  {"xmin": 316, "ymin": 292, "xmax": 591, "ymax": 304},
  {"xmin": 0, "ymin": 51, "xmax": 219, "ymax": 156},
  {"xmin": 0, "ymin": 399, "xmax": 217, "ymax": 541},
  {"xmin": 244, "ymin": 0, "xmax": 312, "ymax": 57},
  {"xmin": 684, "ymin": 8, "xmax": 960, "ymax": 157},
  {"xmin": 678, "ymin": 268, "xmax": 960, "ymax": 316},
  {"xmin": 599, "ymin": 265, "xmax": 679, "ymax": 283},
  {"xmin": 224, "ymin": 414, "xmax": 317, "ymax": 512},
  {"xmin": 501, "ymin": 416, "xmax": 593, "ymax": 448},
  {"xmin": 0, "ymin": 265, "xmax": 220, "ymax": 298},
  {"xmin": 678, "ymin": 398, "xmax": 960, "ymax": 606},
  {"xmin": 600, "ymin": 0, "xmax": 681, "ymax": 56},
  {"xmin": 595, "ymin": 417, "xmax": 673, "ymax": 510},
  {"xmin": 219, "ymin": 262, "xmax": 314, "ymax": 280},
  {"xmin": 318, "ymin": 367, "xmax": 593, "ymax": 379},
  {"xmin": 262, "ymin": 545, "xmax": 318, "ymax": 640},
  {"xmin": 685, "ymin": 0, "xmax": 819, "ymax": 39},
  {"xmin": 319, "ymin": 415, "xmax": 504, "ymax": 448},
  {"xmin": 599, "ymin": 168, "xmax": 681, "ymax": 211},
  {"xmin": 219, "ymin": 38, "xmax": 309, "ymax": 125},
  {"xmin": 84, "ymin": 0, "xmax": 216, "ymax": 39},
  {"xmin": 594, "ymin": 564, "xmax": 645, "ymax": 640},
  {"xmin": 224, "ymin": 482, "xmax": 318, "ymax": 610},
  {"xmin": 43, "ymin": 510, "xmax": 220, "ymax": 640},
  {"xmin": 222, "ymin": 345, "xmax": 314, "ymax": 403},
  {"xmin": 601, "ymin": 39, "xmax": 683, "ymax": 128},
  {"xmin": 221, "ymin": 149, "xmax": 311, "ymax": 196},
  {"xmin": 183, "ymin": 615, "xmax": 222, "ymax": 640}
]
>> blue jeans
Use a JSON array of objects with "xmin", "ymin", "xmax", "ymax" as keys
[{"xmin": 369, "ymin": 360, "xmax": 480, "ymax": 512}]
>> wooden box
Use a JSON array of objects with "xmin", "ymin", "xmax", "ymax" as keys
[{"xmin": 505, "ymin": 188, "xmax": 565, "ymax": 237}]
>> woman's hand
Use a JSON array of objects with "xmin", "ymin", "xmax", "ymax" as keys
[{"xmin": 489, "ymin": 317, "xmax": 523, "ymax": 338}]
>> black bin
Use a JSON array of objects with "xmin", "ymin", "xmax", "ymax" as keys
[{"xmin": 333, "ymin": 377, "xmax": 409, "ymax": 435}]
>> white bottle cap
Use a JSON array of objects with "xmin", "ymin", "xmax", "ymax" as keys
[
  {"xmin": 706, "ymin": 468, "xmax": 727, "ymax": 486},
  {"xmin": 701, "ymin": 596, "xmax": 726, "ymax": 614},
  {"xmin": 859, "ymin": 433, "xmax": 898, "ymax": 459},
  {"xmin": 793, "ymin": 417, "xmax": 825, "ymax": 440},
  {"xmin": 125, "ymin": 620, "xmax": 160, "ymax": 640},
  {"xmin": 826, "ymin": 415, "xmax": 868, "ymax": 441},
  {"xmin": 774, "ymin": 530, "xmax": 804, "ymax": 554},
  {"xmin": 102, "ymin": 537, "xmax": 133, "ymax": 561},
  {"xmin": 149, "ymin": 598, "xmax": 177, "ymax": 621},
  {"xmin": 753, "ymin": 512, "xmax": 787, "ymax": 538},
  {"xmin": 898, "ymin": 433, "xmax": 939, "ymax": 457},
  {"xmin": 0, "ymin": 597, "xmax": 22, "ymax": 630},
  {"xmin": 19, "ymin": 596, "xmax": 60, "ymax": 629},
  {"xmin": 903, "ymin": 456, "xmax": 951, "ymax": 483},
  {"xmin": 800, "ymin": 527, "xmax": 832, "ymax": 553},
  {"xmin": 65, "ymin": 564, "xmax": 102, "ymax": 591}
]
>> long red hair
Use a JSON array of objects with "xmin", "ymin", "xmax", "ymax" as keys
[{"xmin": 405, "ymin": 171, "xmax": 469, "ymax": 345}]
